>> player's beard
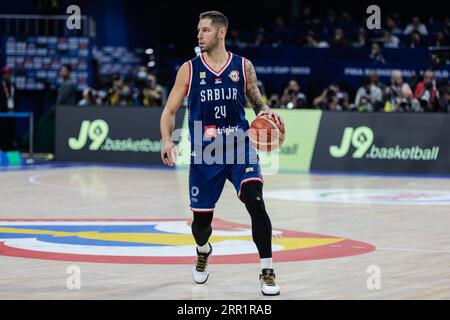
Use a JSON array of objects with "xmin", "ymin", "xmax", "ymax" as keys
[{"xmin": 201, "ymin": 36, "xmax": 220, "ymax": 53}]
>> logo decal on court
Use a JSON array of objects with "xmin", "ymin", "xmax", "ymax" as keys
[
  {"xmin": 265, "ymin": 189, "xmax": 450, "ymax": 205},
  {"xmin": 0, "ymin": 219, "xmax": 375, "ymax": 264}
]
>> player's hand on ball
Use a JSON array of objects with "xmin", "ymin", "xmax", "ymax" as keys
[
  {"xmin": 257, "ymin": 110, "xmax": 284, "ymax": 126},
  {"xmin": 161, "ymin": 141, "xmax": 179, "ymax": 166}
]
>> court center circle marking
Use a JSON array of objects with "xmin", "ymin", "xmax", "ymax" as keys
[
  {"xmin": 0, "ymin": 218, "xmax": 375, "ymax": 264},
  {"xmin": 264, "ymin": 188, "xmax": 450, "ymax": 205}
]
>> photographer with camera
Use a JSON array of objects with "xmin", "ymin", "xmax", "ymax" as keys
[
  {"xmin": 354, "ymin": 76, "xmax": 383, "ymax": 112},
  {"xmin": 78, "ymin": 88, "xmax": 98, "ymax": 106},
  {"xmin": 106, "ymin": 73, "xmax": 132, "ymax": 106},
  {"xmin": 313, "ymin": 83, "xmax": 348, "ymax": 111},
  {"xmin": 437, "ymin": 86, "xmax": 450, "ymax": 112},
  {"xmin": 384, "ymin": 70, "xmax": 417, "ymax": 112},
  {"xmin": 414, "ymin": 69, "xmax": 439, "ymax": 112},
  {"xmin": 268, "ymin": 93, "xmax": 281, "ymax": 109},
  {"xmin": 281, "ymin": 79, "xmax": 307, "ymax": 109}
]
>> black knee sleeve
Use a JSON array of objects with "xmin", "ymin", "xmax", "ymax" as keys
[
  {"xmin": 191, "ymin": 212, "xmax": 213, "ymax": 246},
  {"xmin": 240, "ymin": 181, "xmax": 273, "ymax": 259}
]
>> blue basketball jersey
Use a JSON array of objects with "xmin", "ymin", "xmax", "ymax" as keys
[
  {"xmin": 185, "ymin": 52, "xmax": 263, "ymax": 210},
  {"xmin": 186, "ymin": 52, "xmax": 249, "ymax": 151}
]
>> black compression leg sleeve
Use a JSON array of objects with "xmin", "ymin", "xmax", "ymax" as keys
[
  {"xmin": 191, "ymin": 211, "xmax": 214, "ymax": 246},
  {"xmin": 240, "ymin": 181, "xmax": 272, "ymax": 258}
]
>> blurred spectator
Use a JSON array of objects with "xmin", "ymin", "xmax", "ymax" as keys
[
  {"xmin": 140, "ymin": 74, "xmax": 166, "ymax": 107},
  {"xmin": 369, "ymin": 42, "xmax": 386, "ymax": 64},
  {"xmin": 0, "ymin": 67, "xmax": 17, "ymax": 150},
  {"xmin": 78, "ymin": 88, "xmax": 97, "ymax": 106},
  {"xmin": 313, "ymin": 83, "xmax": 348, "ymax": 111},
  {"xmin": 270, "ymin": 17, "xmax": 291, "ymax": 46},
  {"xmin": 432, "ymin": 30, "xmax": 450, "ymax": 47},
  {"xmin": 437, "ymin": 86, "xmax": 450, "ymax": 112},
  {"xmin": 383, "ymin": 29, "xmax": 400, "ymax": 48},
  {"xmin": 386, "ymin": 17, "xmax": 402, "ymax": 35},
  {"xmin": 0, "ymin": 67, "xmax": 16, "ymax": 112},
  {"xmin": 56, "ymin": 64, "xmax": 76, "ymax": 106},
  {"xmin": 304, "ymin": 29, "xmax": 329, "ymax": 48},
  {"xmin": 226, "ymin": 29, "xmax": 246, "ymax": 48},
  {"xmin": 384, "ymin": 70, "xmax": 416, "ymax": 112},
  {"xmin": 268, "ymin": 93, "xmax": 281, "ymax": 109},
  {"xmin": 408, "ymin": 30, "xmax": 426, "ymax": 48},
  {"xmin": 253, "ymin": 29, "xmax": 266, "ymax": 47},
  {"xmin": 300, "ymin": 5, "xmax": 315, "ymax": 25},
  {"xmin": 329, "ymin": 28, "xmax": 349, "ymax": 47},
  {"xmin": 414, "ymin": 69, "xmax": 439, "ymax": 112},
  {"xmin": 134, "ymin": 66, "xmax": 149, "ymax": 91},
  {"xmin": 35, "ymin": 0, "xmax": 61, "ymax": 14},
  {"xmin": 95, "ymin": 89, "xmax": 107, "ymax": 105},
  {"xmin": 326, "ymin": 9, "xmax": 337, "ymax": 24},
  {"xmin": 404, "ymin": 17, "xmax": 428, "ymax": 35},
  {"xmin": 354, "ymin": 76, "xmax": 383, "ymax": 112},
  {"xmin": 339, "ymin": 11, "xmax": 353, "ymax": 24},
  {"xmin": 304, "ymin": 30, "xmax": 319, "ymax": 47},
  {"xmin": 106, "ymin": 73, "xmax": 132, "ymax": 106},
  {"xmin": 132, "ymin": 65, "xmax": 149, "ymax": 104},
  {"xmin": 443, "ymin": 18, "xmax": 450, "ymax": 35},
  {"xmin": 352, "ymin": 27, "xmax": 367, "ymax": 48},
  {"xmin": 368, "ymin": 70, "xmax": 385, "ymax": 90},
  {"xmin": 280, "ymin": 79, "xmax": 307, "ymax": 109}
]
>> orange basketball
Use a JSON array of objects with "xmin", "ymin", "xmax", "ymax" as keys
[{"xmin": 249, "ymin": 115, "xmax": 285, "ymax": 151}]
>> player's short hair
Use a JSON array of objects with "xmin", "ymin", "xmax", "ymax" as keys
[
  {"xmin": 199, "ymin": 11, "xmax": 228, "ymax": 30},
  {"xmin": 62, "ymin": 64, "xmax": 72, "ymax": 72}
]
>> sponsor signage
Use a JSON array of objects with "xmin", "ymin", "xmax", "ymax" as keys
[
  {"xmin": 311, "ymin": 112, "xmax": 450, "ymax": 174},
  {"xmin": 55, "ymin": 106, "xmax": 185, "ymax": 164}
]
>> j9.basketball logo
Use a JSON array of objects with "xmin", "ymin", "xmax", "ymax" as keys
[
  {"xmin": 69, "ymin": 119, "xmax": 109, "ymax": 150},
  {"xmin": 329, "ymin": 126, "xmax": 374, "ymax": 159}
]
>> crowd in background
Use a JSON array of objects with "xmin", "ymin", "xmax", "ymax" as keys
[
  {"xmin": 2, "ymin": 9, "xmax": 450, "ymax": 112},
  {"xmin": 2, "ymin": 60, "xmax": 449, "ymax": 114},
  {"xmin": 78, "ymin": 71, "xmax": 167, "ymax": 108},
  {"xmin": 265, "ymin": 68, "xmax": 450, "ymax": 112},
  {"xmin": 226, "ymin": 8, "xmax": 450, "ymax": 50},
  {"xmin": 68, "ymin": 9, "xmax": 449, "ymax": 112},
  {"xmin": 34, "ymin": 62, "xmax": 450, "ymax": 113}
]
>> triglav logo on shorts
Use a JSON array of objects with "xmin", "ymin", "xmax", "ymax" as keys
[{"xmin": 203, "ymin": 125, "xmax": 217, "ymax": 138}]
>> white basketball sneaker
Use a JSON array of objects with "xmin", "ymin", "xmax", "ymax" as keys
[
  {"xmin": 192, "ymin": 243, "xmax": 212, "ymax": 284},
  {"xmin": 259, "ymin": 268, "xmax": 280, "ymax": 296}
]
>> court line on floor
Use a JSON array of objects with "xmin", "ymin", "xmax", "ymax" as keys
[
  {"xmin": 27, "ymin": 170, "xmax": 180, "ymax": 198},
  {"xmin": 26, "ymin": 167, "xmax": 346, "ymax": 197},
  {"xmin": 26, "ymin": 167, "xmax": 447, "ymax": 204},
  {"xmin": 377, "ymin": 247, "xmax": 450, "ymax": 254}
]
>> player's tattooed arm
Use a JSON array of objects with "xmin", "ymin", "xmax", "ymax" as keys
[
  {"xmin": 245, "ymin": 59, "xmax": 269, "ymax": 115},
  {"xmin": 245, "ymin": 59, "xmax": 284, "ymax": 126}
]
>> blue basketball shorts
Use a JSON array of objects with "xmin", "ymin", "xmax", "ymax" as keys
[{"xmin": 189, "ymin": 161, "xmax": 263, "ymax": 212}]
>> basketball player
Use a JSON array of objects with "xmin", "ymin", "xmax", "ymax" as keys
[{"xmin": 160, "ymin": 11, "xmax": 284, "ymax": 296}]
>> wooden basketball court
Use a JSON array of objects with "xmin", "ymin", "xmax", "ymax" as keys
[{"xmin": 1, "ymin": 164, "xmax": 449, "ymax": 299}]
